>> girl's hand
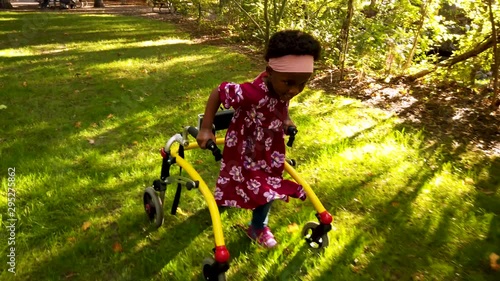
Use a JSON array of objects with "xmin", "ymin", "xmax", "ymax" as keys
[
  {"xmin": 196, "ymin": 128, "xmax": 215, "ymax": 149},
  {"xmin": 283, "ymin": 119, "xmax": 296, "ymax": 132}
]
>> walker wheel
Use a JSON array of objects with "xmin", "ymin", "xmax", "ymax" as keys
[
  {"xmin": 143, "ymin": 186, "xmax": 164, "ymax": 228},
  {"xmin": 302, "ymin": 221, "xmax": 330, "ymax": 249},
  {"xmin": 202, "ymin": 257, "xmax": 226, "ymax": 281}
]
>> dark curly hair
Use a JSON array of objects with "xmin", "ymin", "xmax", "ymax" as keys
[{"xmin": 264, "ymin": 30, "xmax": 322, "ymax": 62}]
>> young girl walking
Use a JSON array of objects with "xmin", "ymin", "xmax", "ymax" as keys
[{"xmin": 197, "ymin": 30, "xmax": 322, "ymax": 248}]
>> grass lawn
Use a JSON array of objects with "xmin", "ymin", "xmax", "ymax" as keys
[{"xmin": 1, "ymin": 10, "xmax": 499, "ymax": 281}]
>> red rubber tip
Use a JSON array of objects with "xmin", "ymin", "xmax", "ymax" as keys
[
  {"xmin": 318, "ymin": 211, "xmax": 333, "ymax": 224},
  {"xmin": 214, "ymin": 246, "xmax": 230, "ymax": 263},
  {"xmin": 160, "ymin": 148, "xmax": 167, "ymax": 158}
]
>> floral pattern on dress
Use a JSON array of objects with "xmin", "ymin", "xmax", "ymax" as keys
[
  {"xmin": 226, "ymin": 131, "xmax": 238, "ymax": 147},
  {"xmin": 214, "ymin": 72, "xmax": 306, "ymax": 210},
  {"xmin": 266, "ymin": 177, "xmax": 281, "ymax": 189},
  {"xmin": 246, "ymin": 179, "xmax": 261, "ymax": 194},
  {"xmin": 270, "ymin": 151, "xmax": 285, "ymax": 168},
  {"xmin": 229, "ymin": 166, "xmax": 244, "ymax": 182}
]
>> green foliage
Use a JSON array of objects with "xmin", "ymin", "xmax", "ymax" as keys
[{"xmin": 178, "ymin": 0, "xmax": 498, "ymax": 83}]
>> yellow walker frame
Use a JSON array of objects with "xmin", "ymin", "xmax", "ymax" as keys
[{"xmin": 142, "ymin": 110, "xmax": 333, "ymax": 281}]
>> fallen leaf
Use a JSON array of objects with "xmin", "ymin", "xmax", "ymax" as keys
[
  {"xmin": 464, "ymin": 178, "xmax": 474, "ymax": 185},
  {"xmin": 65, "ymin": 272, "xmax": 78, "ymax": 279},
  {"xmin": 107, "ymin": 114, "xmax": 114, "ymax": 119},
  {"xmin": 82, "ymin": 221, "xmax": 91, "ymax": 231},
  {"xmin": 490, "ymin": 253, "xmax": 500, "ymax": 271},
  {"xmin": 22, "ymin": 81, "xmax": 27, "ymax": 87},
  {"xmin": 88, "ymin": 139, "xmax": 95, "ymax": 145},
  {"xmin": 113, "ymin": 242, "xmax": 123, "ymax": 253},
  {"xmin": 176, "ymin": 207, "xmax": 188, "ymax": 216},
  {"xmin": 67, "ymin": 237, "xmax": 76, "ymax": 243},
  {"xmin": 350, "ymin": 264, "xmax": 362, "ymax": 273},
  {"xmin": 391, "ymin": 201, "xmax": 400, "ymax": 207},
  {"xmin": 287, "ymin": 223, "xmax": 299, "ymax": 233},
  {"xmin": 74, "ymin": 121, "xmax": 81, "ymax": 128},
  {"xmin": 412, "ymin": 272, "xmax": 425, "ymax": 280}
]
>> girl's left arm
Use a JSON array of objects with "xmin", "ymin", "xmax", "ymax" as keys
[
  {"xmin": 284, "ymin": 118, "xmax": 295, "ymax": 129},
  {"xmin": 283, "ymin": 107, "xmax": 295, "ymax": 131}
]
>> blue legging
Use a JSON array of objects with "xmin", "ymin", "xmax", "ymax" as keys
[{"xmin": 251, "ymin": 201, "xmax": 274, "ymax": 230}]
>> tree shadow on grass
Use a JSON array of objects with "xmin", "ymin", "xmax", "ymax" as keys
[
  {"xmin": 0, "ymin": 12, "xmax": 185, "ymax": 51},
  {"xmin": 304, "ymin": 163, "xmax": 435, "ymax": 280},
  {"xmin": 450, "ymin": 157, "xmax": 500, "ymax": 280},
  {"xmin": 0, "ymin": 13, "xmax": 259, "ymax": 280},
  {"xmin": 20, "ymin": 203, "xmax": 218, "ymax": 280}
]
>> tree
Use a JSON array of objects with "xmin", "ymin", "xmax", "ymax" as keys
[
  {"xmin": 0, "ymin": 0, "xmax": 13, "ymax": 9},
  {"xmin": 233, "ymin": 0, "xmax": 288, "ymax": 44},
  {"xmin": 338, "ymin": 0, "xmax": 354, "ymax": 80},
  {"xmin": 402, "ymin": 0, "xmax": 432, "ymax": 72},
  {"xmin": 488, "ymin": 0, "xmax": 500, "ymax": 108},
  {"xmin": 399, "ymin": 34, "xmax": 499, "ymax": 81}
]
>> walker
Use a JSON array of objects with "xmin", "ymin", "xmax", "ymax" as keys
[{"xmin": 142, "ymin": 109, "xmax": 333, "ymax": 281}]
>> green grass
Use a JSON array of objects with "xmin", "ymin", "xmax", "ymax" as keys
[{"xmin": 1, "ymin": 11, "xmax": 499, "ymax": 281}]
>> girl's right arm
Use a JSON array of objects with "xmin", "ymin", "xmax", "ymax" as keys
[{"xmin": 196, "ymin": 87, "xmax": 221, "ymax": 149}]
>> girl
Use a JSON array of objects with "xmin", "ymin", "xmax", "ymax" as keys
[{"xmin": 197, "ymin": 30, "xmax": 321, "ymax": 248}]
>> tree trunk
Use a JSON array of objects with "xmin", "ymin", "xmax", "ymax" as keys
[
  {"xmin": 0, "ymin": 0, "xmax": 13, "ymax": 9},
  {"xmin": 94, "ymin": 0, "xmax": 104, "ymax": 8},
  {"xmin": 401, "ymin": 35, "xmax": 497, "ymax": 81},
  {"xmin": 488, "ymin": 0, "xmax": 500, "ymax": 109},
  {"xmin": 339, "ymin": 0, "xmax": 354, "ymax": 81},
  {"xmin": 234, "ymin": 1, "xmax": 265, "ymax": 41},
  {"xmin": 276, "ymin": 0, "xmax": 287, "ymax": 26},
  {"xmin": 272, "ymin": 0, "xmax": 277, "ymax": 27},
  {"xmin": 402, "ymin": 0, "xmax": 430, "ymax": 72},
  {"xmin": 197, "ymin": 1, "xmax": 202, "ymax": 23},
  {"xmin": 264, "ymin": 0, "xmax": 270, "ymax": 45}
]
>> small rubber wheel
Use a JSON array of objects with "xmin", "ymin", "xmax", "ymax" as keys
[
  {"xmin": 143, "ymin": 186, "xmax": 164, "ymax": 228},
  {"xmin": 202, "ymin": 257, "xmax": 226, "ymax": 281},
  {"xmin": 302, "ymin": 221, "xmax": 330, "ymax": 249}
]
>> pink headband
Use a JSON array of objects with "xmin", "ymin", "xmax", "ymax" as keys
[{"xmin": 268, "ymin": 55, "xmax": 314, "ymax": 73}]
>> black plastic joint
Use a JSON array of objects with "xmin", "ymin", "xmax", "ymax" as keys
[
  {"xmin": 152, "ymin": 179, "xmax": 167, "ymax": 192},
  {"xmin": 186, "ymin": 180, "xmax": 199, "ymax": 190}
]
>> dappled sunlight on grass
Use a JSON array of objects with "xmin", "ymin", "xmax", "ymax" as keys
[
  {"xmin": 0, "ymin": 47, "xmax": 38, "ymax": 57},
  {"xmin": 92, "ymin": 53, "xmax": 217, "ymax": 76},
  {"xmin": 138, "ymin": 38, "xmax": 193, "ymax": 47}
]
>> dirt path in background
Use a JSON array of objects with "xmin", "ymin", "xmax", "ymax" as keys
[{"xmin": 7, "ymin": 0, "xmax": 500, "ymax": 157}]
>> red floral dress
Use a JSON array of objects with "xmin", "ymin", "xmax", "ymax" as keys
[{"xmin": 215, "ymin": 72, "xmax": 306, "ymax": 210}]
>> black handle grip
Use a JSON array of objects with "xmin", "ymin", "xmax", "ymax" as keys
[
  {"xmin": 206, "ymin": 139, "xmax": 222, "ymax": 161},
  {"xmin": 187, "ymin": 126, "xmax": 199, "ymax": 138},
  {"xmin": 187, "ymin": 126, "xmax": 222, "ymax": 161},
  {"xmin": 286, "ymin": 126, "xmax": 298, "ymax": 147}
]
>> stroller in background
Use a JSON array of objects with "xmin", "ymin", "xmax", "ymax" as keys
[{"xmin": 38, "ymin": 0, "xmax": 86, "ymax": 9}]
